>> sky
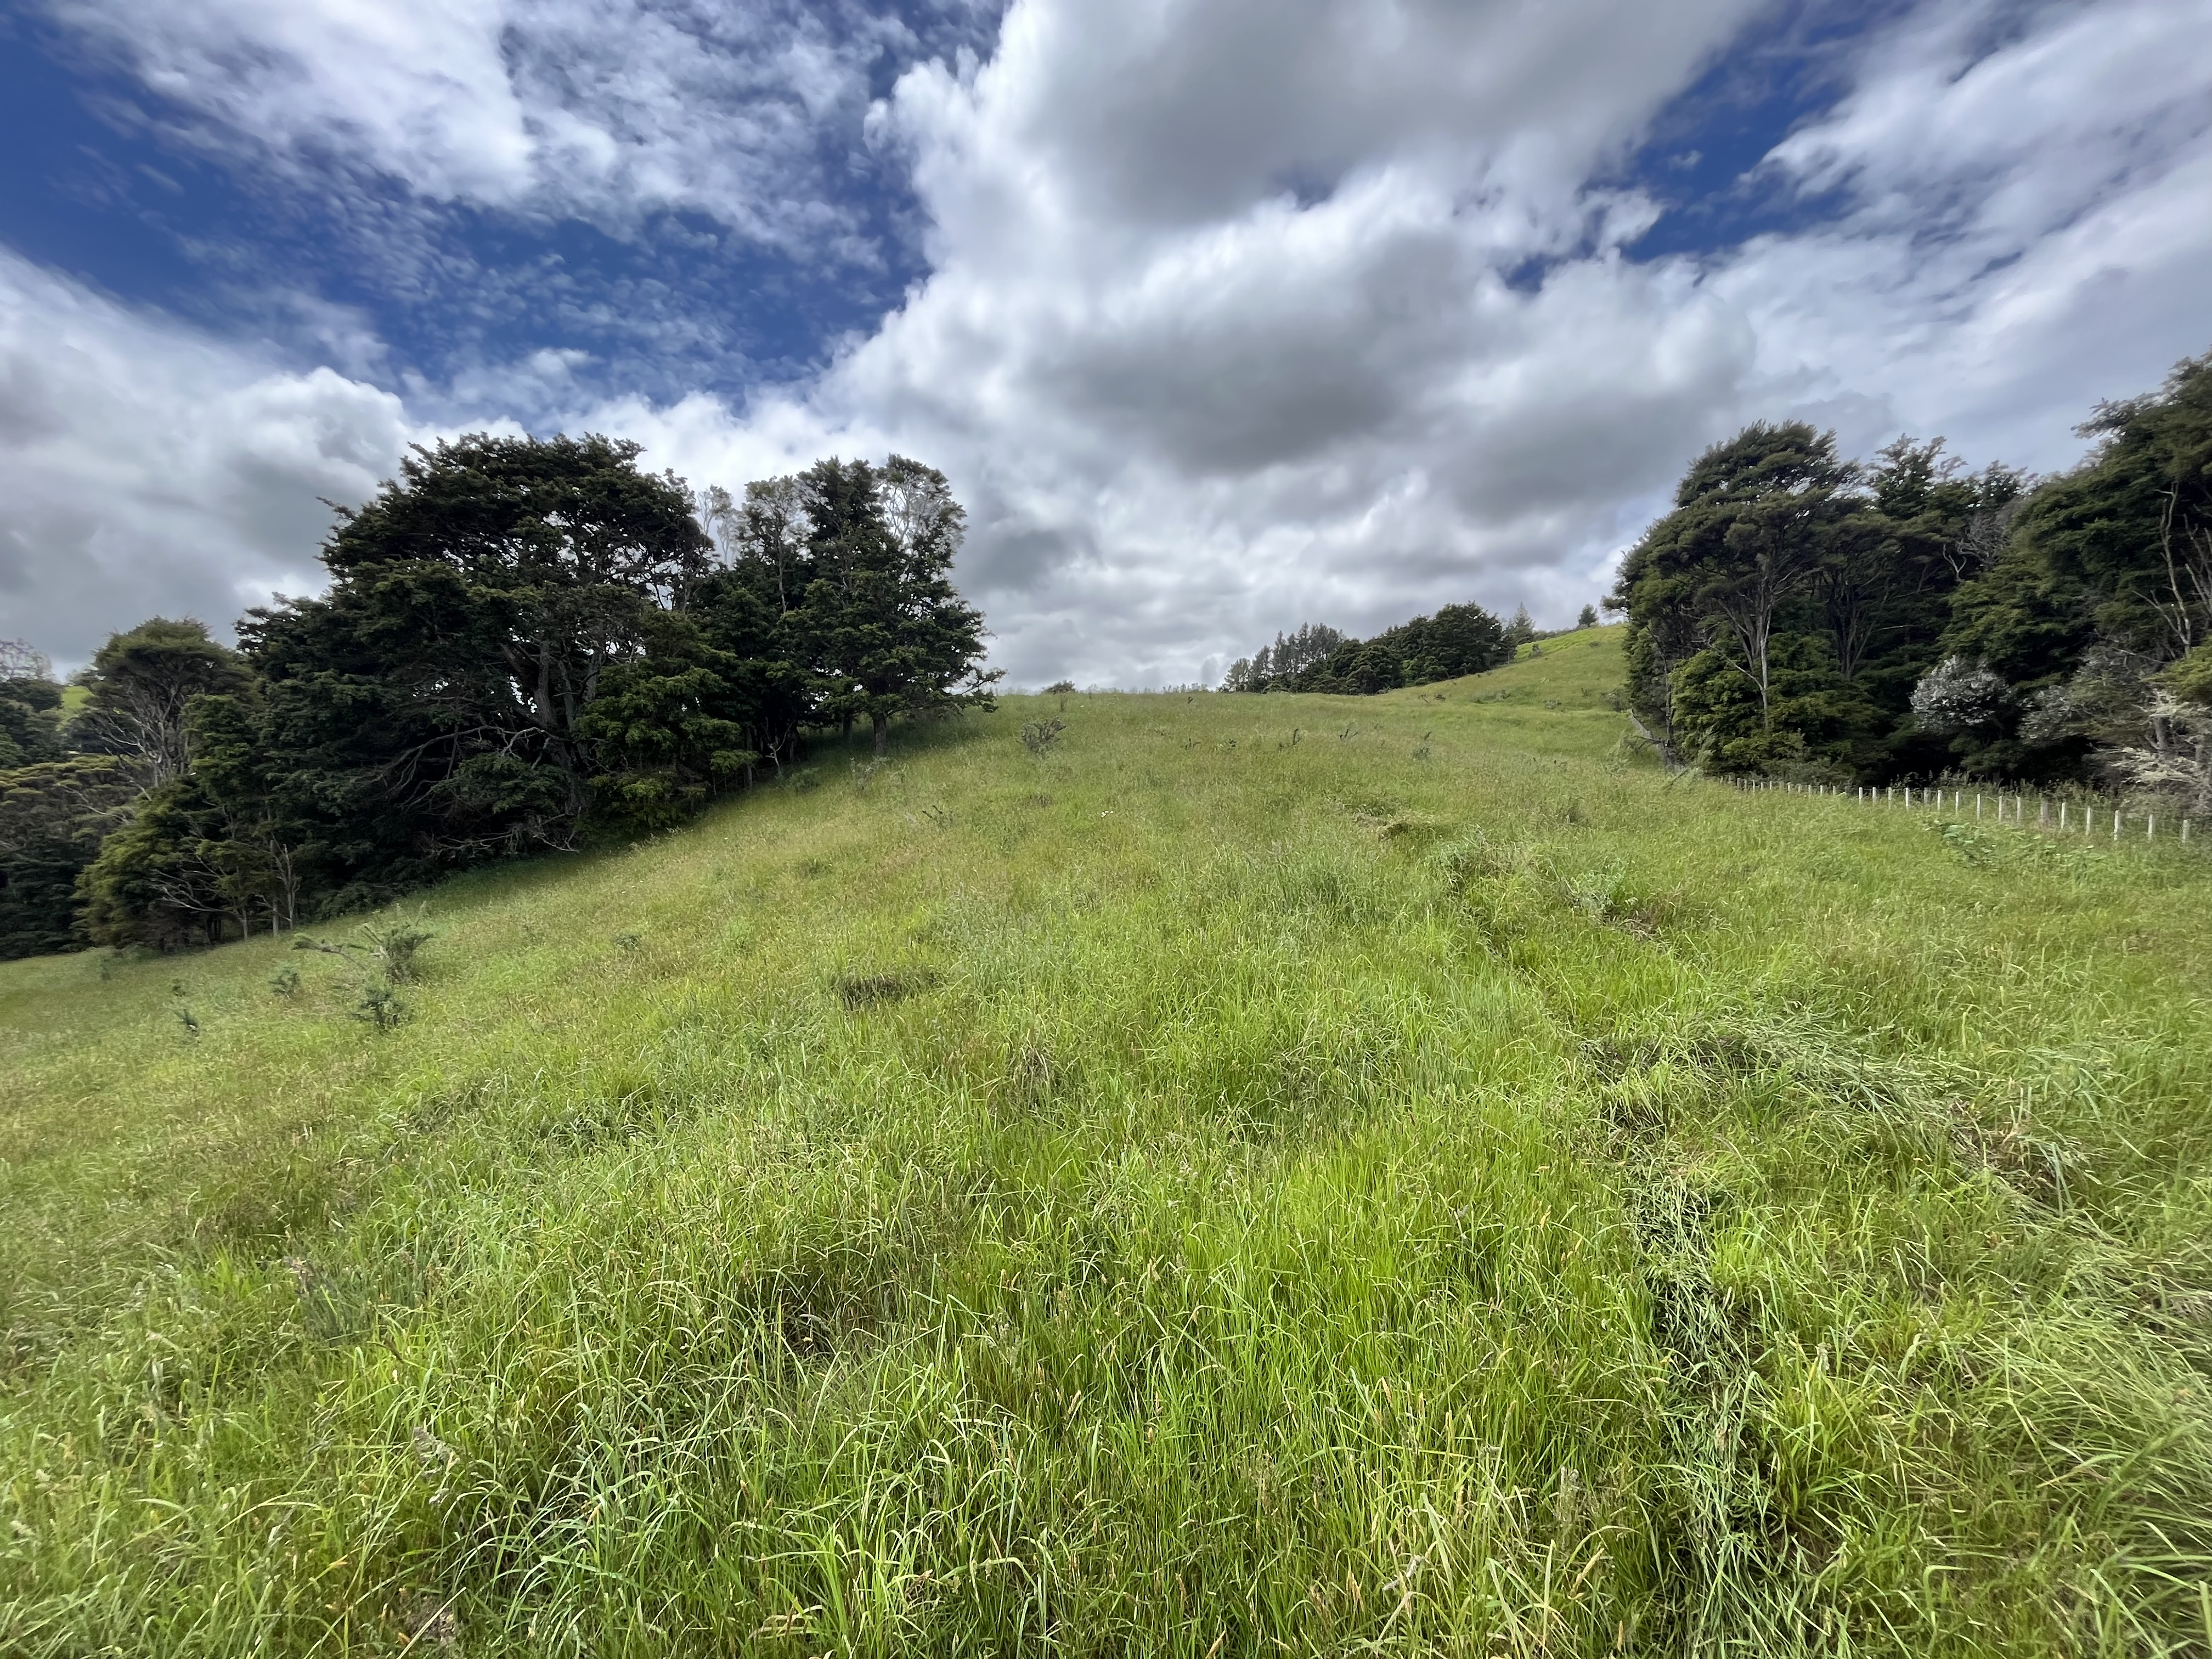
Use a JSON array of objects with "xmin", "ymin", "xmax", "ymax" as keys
[{"xmin": 1, "ymin": 0, "xmax": 2208, "ymax": 687}]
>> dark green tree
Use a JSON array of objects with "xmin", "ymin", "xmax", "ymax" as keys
[
  {"xmin": 1613, "ymin": 424, "xmax": 1868, "ymax": 773},
  {"xmin": 0, "ymin": 757, "xmax": 137, "ymax": 957},
  {"xmin": 787, "ymin": 456, "xmax": 999, "ymax": 755},
  {"xmin": 72, "ymin": 619, "xmax": 248, "ymax": 787},
  {"xmin": 64, "ymin": 437, "xmax": 997, "ymax": 950},
  {"xmin": 0, "ymin": 676, "xmax": 65, "ymax": 769},
  {"xmin": 576, "ymin": 613, "xmax": 755, "ymax": 833},
  {"xmin": 229, "ymin": 434, "xmax": 719, "ymax": 902},
  {"xmin": 1938, "ymin": 349, "xmax": 2212, "ymax": 782}
]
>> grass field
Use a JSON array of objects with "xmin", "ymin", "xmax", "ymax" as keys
[{"xmin": 5, "ymin": 625, "xmax": 2211, "ymax": 1656}]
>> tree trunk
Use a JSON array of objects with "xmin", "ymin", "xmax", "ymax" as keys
[{"xmin": 872, "ymin": 712, "xmax": 889, "ymax": 756}]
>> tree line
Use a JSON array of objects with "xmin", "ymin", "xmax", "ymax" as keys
[
  {"xmin": 1221, "ymin": 601, "xmax": 1519, "ymax": 693},
  {"xmin": 1610, "ymin": 349, "xmax": 2212, "ymax": 811},
  {"xmin": 0, "ymin": 436, "xmax": 997, "ymax": 959}
]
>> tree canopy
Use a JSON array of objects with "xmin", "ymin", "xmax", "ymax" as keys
[
  {"xmin": 1, "ymin": 436, "xmax": 997, "ymax": 957},
  {"xmin": 1222, "ymin": 604, "xmax": 1509, "ymax": 694},
  {"xmin": 1610, "ymin": 347, "xmax": 2210, "ymax": 803}
]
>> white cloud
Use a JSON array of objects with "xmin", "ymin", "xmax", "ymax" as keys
[
  {"xmin": 41, "ymin": 0, "xmax": 983, "ymax": 257},
  {"xmin": 0, "ymin": 252, "xmax": 413, "ymax": 670},
  {"xmin": 1717, "ymin": 0, "xmax": 2212, "ymax": 467},
  {"xmin": 607, "ymin": 0, "xmax": 2212, "ymax": 687},
  {"xmin": 10, "ymin": 0, "xmax": 2212, "ymax": 689},
  {"xmin": 585, "ymin": 0, "xmax": 1778, "ymax": 685}
]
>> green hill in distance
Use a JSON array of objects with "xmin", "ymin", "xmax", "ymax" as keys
[{"xmin": 5, "ymin": 625, "xmax": 2210, "ymax": 1655}]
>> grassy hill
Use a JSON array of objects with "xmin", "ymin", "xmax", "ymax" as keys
[{"xmin": 4, "ymin": 625, "xmax": 2210, "ymax": 1656}]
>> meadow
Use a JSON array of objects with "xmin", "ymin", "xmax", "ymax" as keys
[{"xmin": 4, "ymin": 625, "xmax": 2210, "ymax": 1656}]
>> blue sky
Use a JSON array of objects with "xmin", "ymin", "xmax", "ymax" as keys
[
  {"xmin": 2, "ymin": 0, "xmax": 2208, "ymax": 684},
  {"xmin": 0, "ymin": 2, "xmax": 990, "ymax": 405}
]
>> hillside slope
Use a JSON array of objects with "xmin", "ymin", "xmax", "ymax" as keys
[{"xmin": 5, "ymin": 625, "xmax": 2211, "ymax": 1656}]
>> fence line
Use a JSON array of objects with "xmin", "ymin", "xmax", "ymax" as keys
[{"xmin": 1725, "ymin": 776, "xmax": 2200, "ymax": 847}]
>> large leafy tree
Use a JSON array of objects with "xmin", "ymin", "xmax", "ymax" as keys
[
  {"xmin": 783, "ymin": 456, "xmax": 1000, "ymax": 755},
  {"xmin": 693, "ymin": 480, "xmax": 825, "ymax": 771},
  {"xmin": 1609, "ymin": 349, "xmax": 2211, "ymax": 793},
  {"xmin": 72, "ymin": 619, "xmax": 248, "ymax": 787},
  {"xmin": 1938, "ymin": 351, "xmax": 2212, "ymax": 781},
  {"xmin": 237, "ymin": 434, "xmax": 721, "ymax": 896},
  {"xmin": 1612, "ymin": 424, "xmax": 2009, "ymax": 778},
  {"xmin": 0, "ymin": 756, "xmax": 137, "ymax": 957},
  {"xmin": 1630, "ymin": 424, "xmax": 1861, "ymax": 735},
  {"xmin": 49, "ymin": 438, "xmax": 1000, "ymax": 952},
  {"xmin": 4, "ymin": 622, "xmax": 246, "ymax": 957},
  {"xmin": 317, "ymin": 433, "xmax": 714, "ymax": 816}
]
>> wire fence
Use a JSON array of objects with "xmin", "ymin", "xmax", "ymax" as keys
[{"xmin": 1728, "ymin": 775, "xmax": 2203, "ymax": 848}]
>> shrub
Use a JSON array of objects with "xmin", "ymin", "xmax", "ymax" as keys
[
  {"xmin": 350, "ymin": 980, "xmax": 409, "ymax": 1030},
  {"xmin": 359, "ymin": 917, "xmax": 433, "ymax": 984}
]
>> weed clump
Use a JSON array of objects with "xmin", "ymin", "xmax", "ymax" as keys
[
  {"xmin": 1020, "ymin": 716, "xmax": 1067, "ymax": 755},
  {"xmin": 294, "ymin": 912, "xmax": 434, "ymax": 984},
  {"xmin": 360, "ymin": 917, "xmax": 433, "ymax": 983},
  {"xmin": 350, "ymin": 980, "xmax": 409, "ymax": 1030}
]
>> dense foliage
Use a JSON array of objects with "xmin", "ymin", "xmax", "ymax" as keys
[
  {"xmin": 1222, "ymin": 602, "xmax": 1510, "ymax": 692},
  {"xmin": 1611, "ymin": 350, "xmax": 2212, "ymax": 803},
  {"xmin": 0, "ymin": 438, "xmax": 997, "ymax": 958}
]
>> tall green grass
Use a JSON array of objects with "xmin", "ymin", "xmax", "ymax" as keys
[{"xmin": 5, "ymin": 627, "xmax": 2210, "ymax": 1655}]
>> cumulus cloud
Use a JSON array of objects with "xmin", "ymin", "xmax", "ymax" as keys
[
  {"xmin": 584, "ymin": 0, "xmax": 1777, "ymax": 686},
  {"xmin": 602, "ymin": 0, "xmax": 2212, "ymax": 687},
  {"xmin": 0, "ymin": 252, "xmax": 412, "ymax": 670},
  {"xmin": 9, "ymin": 0, "xmax": 2212, "ymax": 689}
]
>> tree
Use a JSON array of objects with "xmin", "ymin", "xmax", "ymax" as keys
[
  {"xmin": 1936, "ymin": 349, "xmax": 2212, "ymax": 781},
  {"xmin": 1577, "ymin": 604, "xmax": 1599, "ymax": 630},
  {"xmin": 61, "ymin": 436, "xmax": 998, "ymax": 951},
  {"xmin": 72, "ymin": 619, "xmax": 248, "ymax": 788},
  {"xmin": 0, "ymin": 639, "xmax": 53, "ymax": 680},
  {"xmin": 1679, "ymin": 425, "xmax": 1860, "ymax": 729},
  {"xmin": 317, "ymin": 433, "xmax": 713, "ymax": 820},
  {"xmin": 576, "ymin": 612, "xmax": 755, "ymax": 832},
  {"xmin": 787, "ymin": 456, "xmax": 999, "ymax": 755},
  {"xmin": 1223, "ymin": 606, "xmax": 1505, "ymax": 695},
  {"xmin": 1222, "ymin": 623, "xmax": 1350, "ymax": 691},
  {"xmin": 0, "ymin": 757, "xmax": 137, "ymax": 957},
  {"xmin": 0, "ymin": 676, "xmax": 65, "ymax": 769},
  {"xmin": 231, "ymin": 434, "xmax": 719, "ymax": 902}
]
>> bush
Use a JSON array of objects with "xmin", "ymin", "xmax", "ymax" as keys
[{"xmin": 1911, "ymin": 655, "xmax": 2016, "ymax": 736}]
